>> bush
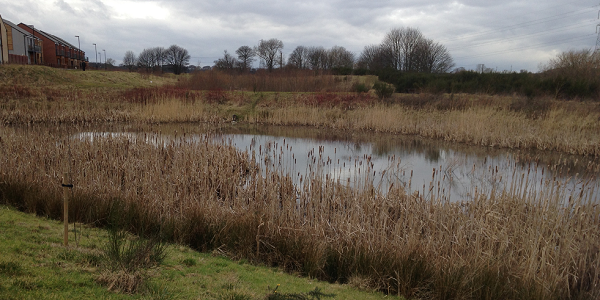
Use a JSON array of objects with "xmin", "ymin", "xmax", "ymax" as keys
[
  {"xmin": 351, "ymin": 82, "xmax": 371, "ymax": 93},
  {"xmin": 372, "ymin": 82, "xmax": 394, "ymax": 99},
  {"xmin": 94, "ymin": 203, "xmax": 169, "ymax": 294},
  {"xmin": 103, "ymin": 227, "xmax": 168, "ymax": 273}
]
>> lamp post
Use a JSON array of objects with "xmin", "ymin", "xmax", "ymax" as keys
[
  {"xmin": 93, "ymin": 43, "xmax": 97, "ymax": 69},
  {"xmin": 103, "ymin": 49, "xmax": 106, "ymax": 70},
  {"xmin": 75, "ymin": 35, "xmax": 80, "ymax": 67}
]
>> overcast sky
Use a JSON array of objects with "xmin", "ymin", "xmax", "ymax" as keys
[{"xmin": 1, "ymin": 0, "xmax": 598, "ymax": 72}]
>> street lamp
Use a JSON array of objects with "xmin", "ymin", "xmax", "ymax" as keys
[
  {"xmin": 75, "ymin": 35, "xmax": 80, "ymax": 66},
  {"xmin": 103, "ymin": 49, "xmax": 106, "ymax": 70},
  {"xmin": 93, "ymin": 43, "xmax": 97, "ymax": 69}
]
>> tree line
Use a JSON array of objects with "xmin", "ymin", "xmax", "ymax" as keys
[
  {"xmin": 357, "ymin": 27, "xmax": 454, "ymax": 73},
  {"xmin": 122, "ymin": 45, "xmax": 191, "ymax": 75},
  {"xmin": 374, "ymin": 49, "xmax": 600, "ymax": 100},
  {"xmin": 120, "ymin": 27, "xmax": 598, "ymax": 100},
  {"xmin": 122, "ymin": 27, "xmax": 455, "ymax": 75},
  {"xmin": 211, "ymin": 27, "xmax": 455, "ymax": 74}
]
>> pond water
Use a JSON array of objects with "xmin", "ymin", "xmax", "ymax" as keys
[{"xmin": 66, "ymin": 123, "xmax": 600, "ymax": 203}]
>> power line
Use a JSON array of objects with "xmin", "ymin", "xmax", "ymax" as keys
[
  {"xmin": 453, "ymin": 33, "xmax": 595, "ymax": 61},
  {"xmin": 438, "ymin": 1, "xmax": 599, "ymax": 68},
  {"xmin": 440, "ymin": 4, "xmax": 598, "ymax": 44},
  {"xmin": 447, "ymin": 19, "xmax": 597, "ymax": 52}
]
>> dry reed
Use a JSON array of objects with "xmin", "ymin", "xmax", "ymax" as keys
[
  {"xmin": 181, "ymin": 69, "xmax": 365, "ymax": 93},
  {"xmin": 2, "ymin": 85, "xmax": 598, "ymax": 156},
  {"xmin": 1, "ymin": 126, "xmax": 598, "ymax": 299}
]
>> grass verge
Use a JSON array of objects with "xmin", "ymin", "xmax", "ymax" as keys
[{"xmin": 0, "ymin": 205, "xmax": 400, "ymax": 300}]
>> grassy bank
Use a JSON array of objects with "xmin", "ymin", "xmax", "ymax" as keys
[
  {"xmin": 1, "ymin": 65, "xmax": 599, "ymax": 156},
  {"xmin": 0, "ymin": 205, "xmax": 396, "ymax": 300},
  {"xmin": 0, "ymin": 64, "xmax": 180, "ymax": 89},
  {"xmin": 1, "ymin": 127, "xmax": 598, "ymax": 299}
]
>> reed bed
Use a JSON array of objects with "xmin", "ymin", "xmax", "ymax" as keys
[
  {"xmin": 2, "ymin": 82, "xmax": 598, "ymax": 156},
  {"xmin": 1, "ymin": 127, "xmax": 598, "ymax": 299},
  {"xmin": 252, "ymin": 96, "xmax": 600, "ymax": 156},
  {"xmin": 181, "ymin": 69, "xmax": 368, "ymax": 93}
]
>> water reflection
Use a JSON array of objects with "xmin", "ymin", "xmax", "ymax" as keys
[
  {"xmin": 212, "ymin": 125, "xmax": 599, "ymax": 202},
  {"xmin": 11, "ymin": 123, "xmax": 599, "ymax": 203}
]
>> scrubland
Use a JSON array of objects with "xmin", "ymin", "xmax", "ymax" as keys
[
  {"xmin": 1, "ymin": 126, "xmax": 598, "ymax": 299},
  {"xmin": 1, "ymin": 65, "xmax": 598, "ymax": 156},
  {"xmin": 1, "ymin": 65, "xmax": 599, "ymax": 299}
]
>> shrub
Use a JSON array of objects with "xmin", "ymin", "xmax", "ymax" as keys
[
  {"xmin": 103, "ymin": 227, "xmax": 168, "ymax": 273},
  {"xmin": 372, "ymin": 82, "xmax": 394, "ymax": 99},
  {"xmin": 351, "ymin": 82, "xmax": 371, "ymax": 93},
  {"xmin": 509, "ymin": 96, "xmax": 551, "ymax": 119}
]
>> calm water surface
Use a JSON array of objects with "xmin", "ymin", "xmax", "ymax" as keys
[{"xmin": 68, "ymin": 123, "xmax": 599, "ymax": 203}]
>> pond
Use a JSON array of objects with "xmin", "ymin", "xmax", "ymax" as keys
[{"xmin": 65, "ymin": 123, "xmax": 600, "ymax": 203}]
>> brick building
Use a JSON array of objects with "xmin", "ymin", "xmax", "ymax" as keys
[
  {"xmin": 17, "ymin": 23, "xmax": 85, "ymax": 68},
  {"xmin": 3, "ymin": 19, "xmax": 43, "ymax": 65}
]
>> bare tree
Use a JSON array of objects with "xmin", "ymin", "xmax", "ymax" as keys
[
  {"xmin": 539, "ymin": 49, "xmax": 600, "ymax": 98},
  {"xmin": 306, "ymin": 46, "xmax": 328, "ymax": 70},
  {"xmin": 236, "ymin": 45, "xmax": 255, "ymax": 71},
  {"xmin": 327, "ymin": 46, "xmax": 355, "ymax": 69},
  {"xmin": 382, "ymin": 28, "xmax": 404, "ymax": 70},
  {"xmin": 123, "ymin": 50, "xmax": 137, "ymax": 72},
  {"xmin": 255, "ymin": 38, "xmax": 283, "ymax": 72},
  {"xmin": 137, "ymin": 48, "xmax": 155, "ymax": 71},
  {"xmin": 400, "ymin": 27, "xmax": 424, "ymax": 72},
  {"xmin": 105, "ymin": 58, "xmax": 116, "ymax": 67},
  {"xmin": 376, "ymin": 27, "xmax": 454, "ymax": 73},
  {"xmin": 213, "ymin": 50, "xmax": 237, "ymax": 70},
  {"xmin": 413, "ymin": 39, "xmax": 455, "ymax": 73},
  {"xmin": 539, "ymin": 49, "xmax": 600, "ymax": 76},
  {"xmin": 382, "ymin": 27, "xmax": 424, "ymax": 72},
  {"xmin": 357, "ymin": 45, "xmax": 377, "ymax": 70},
  {"xmin": 154, "ymin": 47, "xmax": 167, "ymax": 70},
  {"xmin": 288, "ymin": 46, "xmax": 308, "ymax": 69},
  {"xmin": 357, "ymin": 44, "xmax": 393, "ymax": 71},
  {"xmin": 165, "ymin": 44, "xmax": 191, "ymax": 75}
]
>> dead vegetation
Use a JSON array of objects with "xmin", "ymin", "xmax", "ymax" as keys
[{"xmin": 0, "ymin": 127, "xmax": 598, "ymax": 299}]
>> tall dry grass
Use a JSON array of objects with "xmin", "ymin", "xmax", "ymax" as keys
[
  {"xmin": 249, "ymin": 93, "xmax": 600, "ymax": 156},
  {"xmin": 1, "ymin": 78, "xmax": 599, "ymax": 156},
  {"xmin": 181, "ymin": 69, "xmax": 368, "ymax": 93},
  {"xmin": 1, "ymin": 127, "xmax": 598, "ymax": 299}
]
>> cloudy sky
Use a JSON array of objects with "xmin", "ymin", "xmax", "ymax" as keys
[{"xmin": 1, "ymin": 0, "xmax": 598, "ymax": 72}]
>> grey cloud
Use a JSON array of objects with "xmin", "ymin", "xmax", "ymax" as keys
[
  {"xmin": 1, "ymin": 0, "xmax": 597, "ymax": 71},
  {"xmin": 56, "ymin": 0, "xmax": 76, "ymax": 14},
  {"xmin": 82, "ymin": 0, "xmax": 113, "ymax": 20}
]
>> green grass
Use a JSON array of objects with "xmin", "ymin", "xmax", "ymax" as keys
[
  {"xmin": 0, "ymin": 205, "xmax": 403, "ymax": 300},
  {"xmin": 0, "ymin": 64, "xmax": 179, "ymax": 90}
]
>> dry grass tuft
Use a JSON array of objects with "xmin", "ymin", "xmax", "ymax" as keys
[{"xmin": 96, "ymin": 270, "xmax": 145, "ymax": 294}]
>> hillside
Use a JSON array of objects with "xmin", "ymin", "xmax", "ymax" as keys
[
  {"xmin": 0, "ymin": 205, "xmax": 402, "ymax": 300},
  {"xmin": 0, "ymin": 64, "xmax": 179, "ymax": 89}
]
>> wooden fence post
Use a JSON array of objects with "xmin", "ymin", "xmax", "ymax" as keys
[{"xmin": 62, "ymin": 172, "xmax": 71, "ymax": 247}]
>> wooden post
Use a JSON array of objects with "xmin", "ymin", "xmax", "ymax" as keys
[{"xmin": 63, "ymin": 172, "xmax": 70, "ymax": 247}]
